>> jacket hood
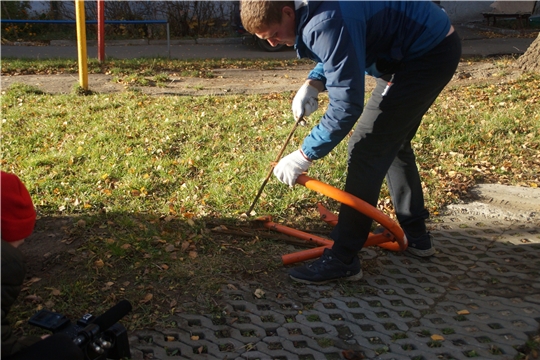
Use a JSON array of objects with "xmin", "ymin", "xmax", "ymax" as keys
[{"xmin": 294, "ymin": 0, "xmax": 322, "ymax": 58}]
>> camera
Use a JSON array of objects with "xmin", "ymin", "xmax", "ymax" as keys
[{"xmin": 28, "ymin": 300, "xmax": 132, "ymax": 360}]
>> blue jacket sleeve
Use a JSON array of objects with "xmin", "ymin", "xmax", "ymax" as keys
[
  {"xmin": 307, "ymin": 62, "xmax": 326, "ymax": 88},
  {"xmin": 300, "ymin": 18, "xmax": 366, "ymax": 160}
]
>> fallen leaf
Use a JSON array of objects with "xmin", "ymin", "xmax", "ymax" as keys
[
  {"xmin": 254, "ymin": 288, "xmax": 265, "ymax": 299},
  {"xmin": 457, "ymin": 309, "xmax": 470, "ymax": 315},
  {"xmin": 431, "ymin": 334, "xmax": 445, "ymax": 341},
  {"xmin": 183, "ymin": 211, "xmax": 194, "ymax": 218},
  {"xmin": 161, "ymin": 264, "xmax": 169, "ymax": 270},
  {"xmin": 166, "ymin": 336, "xmax": 175, "ymax": 342},
  {"xmin": 227, "ymin": 284, "xmax": 238, "ymax": 290},
  {"xmin": 51, "ymin": 288, "xmax": 61, "ymax": 296},
  {"xmin": 342, "ymin": 349, "xmax": 366, "ymax": 359},
  {"xmin": 24, "ymin": 277, "xmax": 41, "ymax": 286},
  {"xmin": 181, "ymin": 241, "xmax": 190, "ymax": 252},
  {"xmin": 188, "ymin": 251, "xmax": 198, "ymax": 259},
  {"xmin": 25, "ymin": 294, "xmax": 42, "ymax": 303},
  {"xmin": 165, "ymin": 244, "xmax": 176, "ymax": 252},
  {"xmin": 170, "ymin": 300, "xmax": 177, "ymax": 308},
  {"xmin": 121, "ymin": 244, "xmax": 131, "ymax": 249},
  {"xmin": 14, "ymin": 320, "xmax": 24, "ymax": 327},
  {"xmin": 140, "ymin": 293, "xmax": 153, "ymax": 304},
  {"xmin": 191, "ymin": 335, "xmax": 200, "ymax": 341},
  {"xmin": 94, "ymin": 259, "xmax": 105, "ymax": 268}
]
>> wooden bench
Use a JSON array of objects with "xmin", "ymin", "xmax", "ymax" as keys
[
  {"xmin": 482, "ymin": 12, "xmax": 532, "ymax": 27},
  {"xmin": 482, "ymin": 0, "xmax": 537, "ymax": 28}
]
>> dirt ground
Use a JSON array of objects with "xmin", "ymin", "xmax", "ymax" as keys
[{"xmin": 0, "ymin": 60, "xmax": 526, "ymax": 96}]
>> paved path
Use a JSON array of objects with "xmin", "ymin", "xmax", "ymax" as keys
[
  {"xmin": 0, "ymin": 41, "xmax": 298, "ymax": 61},
  {"xmin": 127, "ymin": 186, "xmax": 540, "ymax": 359}
]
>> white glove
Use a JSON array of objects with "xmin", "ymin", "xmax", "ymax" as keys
[
  {"xmin": 292, "ymin": 83, "xmax": 319, "ymax": 120},
  {"xmin": 273, "ymin": 150, "xmax": 312, "ymax": 187}
]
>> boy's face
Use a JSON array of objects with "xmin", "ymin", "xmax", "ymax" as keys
[{"xmin": 254, "ymin": 5, "xmax": 296, "ymax": 47}]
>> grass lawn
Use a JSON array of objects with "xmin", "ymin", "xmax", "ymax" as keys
[{"xmin": 1, "ymin": 58, "xmax": 539, "ymax": 334}]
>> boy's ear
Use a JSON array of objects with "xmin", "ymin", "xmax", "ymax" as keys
[{"xmin": 282, "ymin": 5, "xmax": 295, "ymax": 20}]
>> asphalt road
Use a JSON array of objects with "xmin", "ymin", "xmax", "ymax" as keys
[
  {"xmin": 2, "ymin": 35, "xmax": 536, "ymax": 62},
  {"xmin": 1, "ymin": 42, "xmax": 298, "ymax": 60}
]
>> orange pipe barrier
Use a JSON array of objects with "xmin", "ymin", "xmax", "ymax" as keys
[
  {"xmin": 282, "ymin": 245, "xmax": 332, "ymax": 265},
  {"xmin": 262, "ymin": 220, "xmax": 333, "ymax": 247},
  {"xmin": 316, "ymin": 203, "xmax": 402, "ymax": 250},
  {"xmin": 257, "ymin": 175, "xmax": 407, "ymax": 265},
  {"xmin": 296, "ymin": 175, "xmax": 407, "ymax": 251},
  {"xmin": 317, "ymin": 203, "xmax": 338, "ymax": 226},
  {"xmin": 280, "ymin": 232, "xmax": 401, "ymax": 265}
]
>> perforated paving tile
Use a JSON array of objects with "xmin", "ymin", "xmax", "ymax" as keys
[{"xmin": 129, "ymin": 215, "xmax": 540, "ymax": 359}]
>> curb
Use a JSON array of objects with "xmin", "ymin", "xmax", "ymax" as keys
[{"xmin": 196, "ymin": 37, "xmax": 244, "ymax": 45}]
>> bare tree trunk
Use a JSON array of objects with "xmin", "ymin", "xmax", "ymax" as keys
[
  {"xmin": 517, "ymin": 33, "xmax": 540, "ymax": 73},
  {"xmin": 49, "ymin": 1, "xmax": 61, "ymax": 20},
  {"xmin": 2, "ymin": 2, "xmax": 11, "ymax": 19}
]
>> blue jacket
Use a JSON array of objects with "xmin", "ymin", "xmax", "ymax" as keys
[{"xmin": 295, "ymin": 1, "xmax": 451, "ymax": 160}]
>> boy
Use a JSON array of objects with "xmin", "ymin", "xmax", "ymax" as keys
[{"xmin": 241, "ymin": 1, "xmax": 461, "ymax": 284}]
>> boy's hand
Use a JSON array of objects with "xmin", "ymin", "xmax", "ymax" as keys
[
  {"xmin": 292, "ymin": 83, "xmax": 320, "ymax": 120},
  {"xmin": 273, "ymin": 150, "xmax": 312, "ymax": 187}
]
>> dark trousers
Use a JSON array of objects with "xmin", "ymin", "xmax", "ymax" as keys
[
  {"xmin": 2, "ymin": 240, "xmax": 27, "ymax": 356},
  {"xmin": 331, "ymin": 32, "xmax": 461, "ymax": 256}
]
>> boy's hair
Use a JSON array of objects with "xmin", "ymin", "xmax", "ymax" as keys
[{"xmin": 240, "ymin": 0, "xmax": 295, "ymax": 34}]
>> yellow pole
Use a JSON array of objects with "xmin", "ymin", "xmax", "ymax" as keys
[{"xmin": 75, "ymin": 0, "xmax": 88, "ymax": 90}]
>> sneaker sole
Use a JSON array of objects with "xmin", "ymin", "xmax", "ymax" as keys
[
  {"xmin": 406, "ymin": 247, "xmax": 436, "ymax": 257},
  {"xmin": 289, "ymin": 270, "xmax": 363, "ymax": 285}
]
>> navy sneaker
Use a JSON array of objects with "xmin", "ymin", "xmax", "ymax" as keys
[
  {"xmin": 288, "ymin": 248, "xmax": 363, "ymax": 284},
  {"xmin": 405, "ymin": 231, "xmax": 435, "ymax": 257}
]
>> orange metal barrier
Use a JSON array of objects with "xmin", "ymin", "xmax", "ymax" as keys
[{"xmin": 257, "ymin": 175, "xmax": 408, "ymax": 265}]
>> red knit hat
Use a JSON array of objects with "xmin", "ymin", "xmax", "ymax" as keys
[{"xmin": 1, "ymin": 171, "xmax": 36, "ymax": 242}]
